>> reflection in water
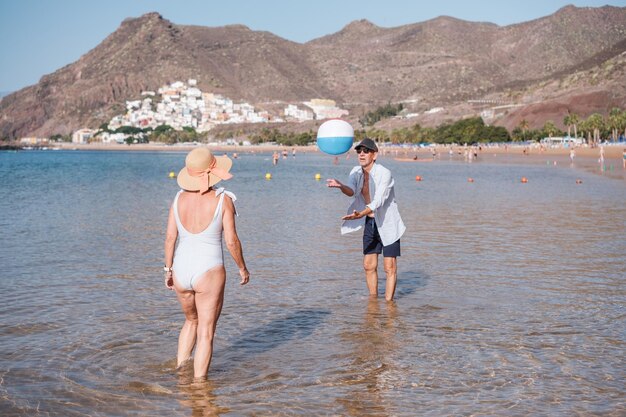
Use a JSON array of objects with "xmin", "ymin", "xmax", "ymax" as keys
[
  {"xmin": 176, "ymin": 366, "xmax": 229, "ymax": 417},
  {"xmin": 338, "ymin": 299, "xmax": 399, "ymax": 416}
]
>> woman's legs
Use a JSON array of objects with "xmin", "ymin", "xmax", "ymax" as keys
[
  {"xmin": 174, "ymin": 288, "xmax": 198, "ymax": 367},
  {"xmin": 191, "ymin": 266, "xmax": 226, "ymax": 379}
]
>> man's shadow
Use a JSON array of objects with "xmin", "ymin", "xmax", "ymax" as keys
[
  {"xmin": 219, "ymin": 309, "xmax": 330, "ymax": 363},
  {"xmin": 391, "ymin": 269, "xmax": 430, "ymax": 300}
]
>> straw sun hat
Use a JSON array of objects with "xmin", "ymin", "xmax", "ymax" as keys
[{"xmin": 177, "ymin": 147, "xmax": 233, "ymax": 193}]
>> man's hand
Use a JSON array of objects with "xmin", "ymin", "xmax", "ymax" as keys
[
  {"xmin": 342, "ymin": 210, "xmax": 363, "ymax": 221},
  {"xmin": 326, "ymin": 178, "xmax": 343, "ymax": 188}
]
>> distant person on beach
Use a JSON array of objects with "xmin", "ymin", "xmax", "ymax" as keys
[
  {"xmin": 272, "ymin": 151, "xmax": 279, "ymax": 165},
  {"xmin": 623, "ymin": 149, "xmax": 626, "ymax": 169},
  {"xmin": 326, "ymin": 138, "xmax": 406, "ymax": 301},
  {"xmin": 599, "ymin": 145, "xmax": 605, "ymax": 163},
  {"xmin": 570, "ymin": 148, "xmax": 575, "ymax": 163},
  {"xmin": 164, "ymin": 147, "xmax": 249, "ymax": 379}
]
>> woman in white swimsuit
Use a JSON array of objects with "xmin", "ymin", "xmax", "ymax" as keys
[{"xmin": 164, "ymin": 147, "xmax": 250, "ymax": 379}]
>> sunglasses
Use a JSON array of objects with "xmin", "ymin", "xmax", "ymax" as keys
[{"xmin": 355, "ymin": 147, "xmax": 373, "ymax": 154}]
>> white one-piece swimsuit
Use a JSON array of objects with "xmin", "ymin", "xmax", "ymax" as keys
[{"xmin": 172, "ymin": 188, "xmax": 236, "ymax": 290}]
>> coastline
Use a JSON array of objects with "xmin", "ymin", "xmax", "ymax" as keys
[
  {"xmin": 36, "ymin": 141, "xmax": 626, "ymax": 159},
  {"xmin": 47, "ymin": 141, "xmax": 320, "ymax": 154},
  {"xmin": 6, "ymin": 142, "xmax": 625, "ymax": 175}
]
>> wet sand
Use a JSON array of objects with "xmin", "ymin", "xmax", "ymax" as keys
[
  {"xmin": 52, "ymin": 142, "xmax": 319, "ymax": 153},
  {"xmin": 390, "ymin": 143, "xmax": 625, "ymax": 160},
  {"xmin": 41, "ymin": 142, "xmax": 626, "ymax": 180},
  {"xmin": 52, "ymin": 141, "xmax": 625, "ymax": 160},
  {"xmin": 387, "ymin": 144, "xmax": 626, "ymax": 179}
]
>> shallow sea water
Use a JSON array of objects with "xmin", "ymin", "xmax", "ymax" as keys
[{"xmin": 0, "ymin": 149, "xmax": 624, "ymax": 416}]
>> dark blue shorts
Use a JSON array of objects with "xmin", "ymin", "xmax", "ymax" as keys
[{"xmin": 363, "ymin": 216, "xmax": 401, "ymax": 257}]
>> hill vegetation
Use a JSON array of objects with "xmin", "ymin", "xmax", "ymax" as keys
[{"xmin": 0, "ymin": 6, "xmax": 625, "ymax": 140}]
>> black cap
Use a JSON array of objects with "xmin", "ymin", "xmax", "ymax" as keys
[{"xmin": 354, "ymin": 137, "xmax": 378, "ymax": 152}]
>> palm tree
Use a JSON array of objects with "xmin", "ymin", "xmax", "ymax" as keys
[
  {"xmin": 586, "ymin": 113, "xmax": 605, "ymax": 146},
  {"xmin": 563, "ymin": 112, "xmax": 580, "ymax": 139},
  {"xmin": 578, "ymin": 119, "xmax": 591, "ymax": 145},
  {"xmin": 518, "ymin": 119, "xmax": 529, "ymax": 141},
  {"xmin": 570, "ymin": 113, "xmax": 580, "ymax": 139},
  {"xmin": 608, "ymin": 108, "xmax": 622, "ymax": 142},
  {"xmin": 543, "ymin": 120, "xmax": 559, "ymax": 139},
  {"xmin": 563, "ymin": 113, "xmax": 573, "ymax": 138}
]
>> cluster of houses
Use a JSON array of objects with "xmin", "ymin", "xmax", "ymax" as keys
[{"xmin": 68, "ymin": 79, "xmax": 349, "ymax": 144}]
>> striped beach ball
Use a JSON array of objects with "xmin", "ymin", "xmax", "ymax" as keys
[{"xmin": 316, "ymin": 119, "xmax": 354, "ymax": 155}]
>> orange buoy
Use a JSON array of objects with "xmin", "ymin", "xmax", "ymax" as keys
[
  {"xmin": 468, "ymin": 177, "xmax": 474, "ymax": 183},
  {"xmin": 415, "ymin": 175, "xmax": 422, "ymax": 181},
  {"xmin": 521, "ymin": 177, "xmax": 528, "ymax": 183},
  {"xmin": 576, "ymin": 179, "xmax": 583, "ymax": 184}
]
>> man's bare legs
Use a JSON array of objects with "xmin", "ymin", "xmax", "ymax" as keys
[
  {"xmin": 363, "ymin": 253, "xmax": 378, "ymax": 296},
  {"xmin": 363, "ymin": 254, "xmax": 397, "ymax": 301},
  {"xmin": 383, "ymin": 257, "xmax": 397, "ymax": 301}
]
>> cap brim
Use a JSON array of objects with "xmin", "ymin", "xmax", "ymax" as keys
[{"xmin": 354, "ymin": 144, "xmax": 378, "ymax": 152}]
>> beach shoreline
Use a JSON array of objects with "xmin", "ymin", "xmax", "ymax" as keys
[
  {"xmin": 8, "ymin": 142, "xmax": 625, "ymax": 174},
  {"xmin": 37, "ymin": 141, "xmax": 625, "ymax": 159}
]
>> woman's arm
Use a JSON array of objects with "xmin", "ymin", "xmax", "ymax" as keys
[
  {"xmin": 164, "ymin": 206, "xmax": 178, "ymax": 290},
  {"xmin": 223, "ymin": 196, "xmax": 250, "ymax": 285}
]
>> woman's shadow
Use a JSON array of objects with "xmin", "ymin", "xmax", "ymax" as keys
[{"xmin": 220, "ymin": 308, "xmax": 330, "ymax": 362}]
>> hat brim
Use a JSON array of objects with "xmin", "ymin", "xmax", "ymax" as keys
[{"xmin": 177, "ymin": 155, "xmax": 233, "ymax": 191}]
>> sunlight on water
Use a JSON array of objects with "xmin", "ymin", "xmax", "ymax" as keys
[{"xmin": 0, "ymin": 150, "xmax": 625, "ymax": 416}]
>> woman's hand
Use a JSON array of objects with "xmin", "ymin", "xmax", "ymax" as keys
[
  {"xmin": 239, "ymin": 267, "xmax": 250, "ymax": 286},
  {"xmin": 164, "ymin": 271, "xmax": 174, "ymax": 290}
]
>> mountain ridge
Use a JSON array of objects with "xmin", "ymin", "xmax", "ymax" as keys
[{"xmin": 1, "ymin": 5, "xmax": 625, "ymax": 138}]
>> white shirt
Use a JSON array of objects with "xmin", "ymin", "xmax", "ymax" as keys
[{"xmin": 341, "ymin": 163, "xmax": 406, "ymax": 246}]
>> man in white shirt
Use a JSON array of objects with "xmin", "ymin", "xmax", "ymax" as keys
[{"xmin": 327, "ymin": 138, "xmax": 406, "ymax": 301}]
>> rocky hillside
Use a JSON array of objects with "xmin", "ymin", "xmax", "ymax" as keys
[{"xmin": 1, "ymin": 5, "xmax": 625, "ymax": 138}]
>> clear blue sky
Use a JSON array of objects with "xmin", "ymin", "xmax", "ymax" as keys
[{"xmin": 0, "ymin": 0, "xmax": 624, "ymax": 92}]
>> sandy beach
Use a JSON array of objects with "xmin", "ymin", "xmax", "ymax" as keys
[
  {"xmin": 51, "ymin": 141, "xmax": 626, "ymax": 161},
  {"xmin": 52, "ymin": 141, "xmax": 320, "ymax": 154},
  {"xmin": 24, "ymin": 141, "xmax": 626, "ymax": 181}
]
